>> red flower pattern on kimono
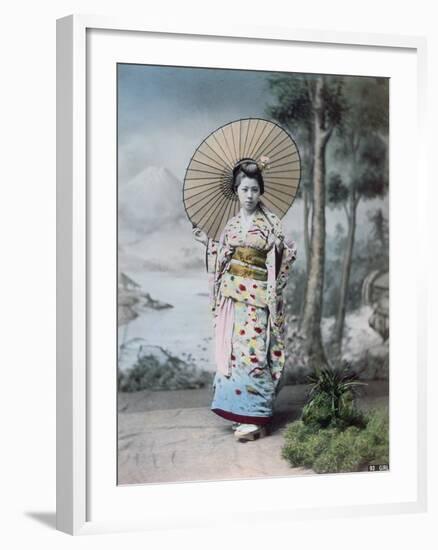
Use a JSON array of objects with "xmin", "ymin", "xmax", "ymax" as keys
[{"xmin": 205, "ymin": 203, "xmax": 297, "ymax": 422}]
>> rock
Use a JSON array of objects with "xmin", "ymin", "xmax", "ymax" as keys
[{"xmin": 118, "ymin": 274, "xmax": 173, "ymax": 326}]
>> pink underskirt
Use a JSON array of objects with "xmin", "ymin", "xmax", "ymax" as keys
[{"xmin": 214, "ymin": 296, "xmax": 235, "ymax": 376}]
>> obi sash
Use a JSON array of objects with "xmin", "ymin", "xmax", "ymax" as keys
[{"xmin": 228, "ymin": 246, "xmax": 268, "ymax": 282}]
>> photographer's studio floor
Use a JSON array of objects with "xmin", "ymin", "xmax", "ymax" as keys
[{"xmin": 117, "ymin": 381, "xmax": 389, "ymax": 485}]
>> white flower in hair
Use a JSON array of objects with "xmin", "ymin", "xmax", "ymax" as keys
[{"xmin": 258, "ymin": 156, "xmax": 270, "ymax": 172}]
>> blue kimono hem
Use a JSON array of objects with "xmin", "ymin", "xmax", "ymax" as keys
[{"xmin": 212, "ymin": 408, "xmax": 272, "ymax": 425}]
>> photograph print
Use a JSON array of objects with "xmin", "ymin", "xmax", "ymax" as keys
[{"xmin": 117, "ymin": 63, "xmax": 389, "ymax": 484}]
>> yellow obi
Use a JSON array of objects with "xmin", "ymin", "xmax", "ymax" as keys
[{"xmin": 228, "ymin": 247, "xmax": 268, "ymax": 282}]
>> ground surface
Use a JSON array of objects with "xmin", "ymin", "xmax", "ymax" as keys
[{"xmin": 117, "ymin": 381, "xmax": 389, "ymax": 485}]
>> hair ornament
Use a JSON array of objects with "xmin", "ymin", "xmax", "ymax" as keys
[{"xmin": 257, "ymin": 156, "xmax": 270, "ymax": 172}]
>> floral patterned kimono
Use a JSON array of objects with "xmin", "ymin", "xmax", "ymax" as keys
[{"xmin": 206, "ymin": 203, "xmax": 297, "ymax": 426}]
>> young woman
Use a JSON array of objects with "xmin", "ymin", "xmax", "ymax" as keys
[{"xmin": 193, "ymin": 159, "xmax": 297, "ymax": 441}]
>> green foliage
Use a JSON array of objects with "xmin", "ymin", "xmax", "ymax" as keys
[
  {"xmin": 302, "ymin": 364, "xmax": 367, "ymax": 429},
  {"xmin": 281, "ymin": 421, "xmax": 332, "ymax": 468},
  {"xmin": 266, "ymin": 74, "xmax": 313, "ymax": 129},
  {"xmin": 368, "ymin": 208, "xmax": 389, "ymax": 250},
  {"xmin": 320, "ymin": 76, "xmax": 345, "ymax": 128},
  {"xmin": 301, "ymin": 391, "xmax": 365, "ymax": 430},
  {"xmin": 118, "ymin": 351, "xmax": 213, "ymax": 392},
  {"xmin": 282, "ymin": 408, "xmax": 389, "ymax": 474},
  {"xmin": 335, "ymin": 77, "xmax": 389, "ymax": 141},
  {"xmin": 265, "ymin": 75, "xmax": 315, "ymax": 198},
  {"xmin": 282, "ymin": 364, "xmax": 387, "ymax": 473},
  {"xmin": 327, "ymin": 174, "xmax": 349, "ymax": 207}
]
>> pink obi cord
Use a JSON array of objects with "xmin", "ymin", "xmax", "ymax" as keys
[{"xmin": 214, "ymin": 297, "xmax": 235, "ymax": 376}]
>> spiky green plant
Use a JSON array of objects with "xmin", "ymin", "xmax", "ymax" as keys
[{"xmin": 302, "ymin": 363, "xmax": 367, "ymax": 429}]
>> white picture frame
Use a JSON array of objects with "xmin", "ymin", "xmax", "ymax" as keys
[{"xmin": 56, "ymin": 14, "xmax": 428, "ymax": 535}]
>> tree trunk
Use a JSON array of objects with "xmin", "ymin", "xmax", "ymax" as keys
[
  {"xmin": 299, "ymin": 186, "xmax": 311, "ymax": 322},
  {"xmin": 300, "ymin": 78, "xmax": 330, "ymax": 369},
  {"xmin": 332, "ymin": 193, "xmax": 358, "ymax": 362},
  {"xmin": 303, "ymin": 186, "xmax": 311, "ymax": 275}
]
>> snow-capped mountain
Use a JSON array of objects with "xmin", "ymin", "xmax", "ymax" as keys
[
  {"xmin": 118, "ymin": 165, "xmax": 187, "ymax": 241},
  {"xmin": 118, "ymin": 165, "xmax": 204, "ymax": 272}
]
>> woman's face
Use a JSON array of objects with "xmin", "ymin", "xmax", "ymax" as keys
[{"xmin": 236, "ymin": 176, "xmax": 261, "ymax": 214}]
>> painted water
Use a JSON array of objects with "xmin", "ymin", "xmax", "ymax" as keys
[{"xmin": 118, "ymin": 270, "xmax": 216, "ymax": 372}]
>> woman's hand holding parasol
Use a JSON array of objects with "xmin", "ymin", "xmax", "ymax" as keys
[{"xmin": 192, "ymin": 226, "xmax": 208, "ymax": 246}]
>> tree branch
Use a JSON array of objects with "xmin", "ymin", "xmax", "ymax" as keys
[
  {"xmin": 322, "ymin": 124, "xmax": 334, "ymax": 146},
  {"xmin": 342, "ymin": 202, "xmax": 349, "ymax": 219}
]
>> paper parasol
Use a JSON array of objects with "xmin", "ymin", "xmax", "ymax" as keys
[{"xmin": 183, "ymin": 118, "xmax": 301, "ymax": 241}]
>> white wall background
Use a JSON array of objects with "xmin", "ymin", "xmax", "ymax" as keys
[{"xmin": 0, "ymin": 0, "xmax": 436, "ymax": 547}]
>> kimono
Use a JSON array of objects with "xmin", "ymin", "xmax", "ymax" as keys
[{"xmin": 205, "ymin": 203, "xmax": 297, "ymax": 426}]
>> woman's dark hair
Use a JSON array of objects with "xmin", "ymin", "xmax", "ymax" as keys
[{"xmin": 232, "ymin": 158, "xmax": 265, "ymax": 195}]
